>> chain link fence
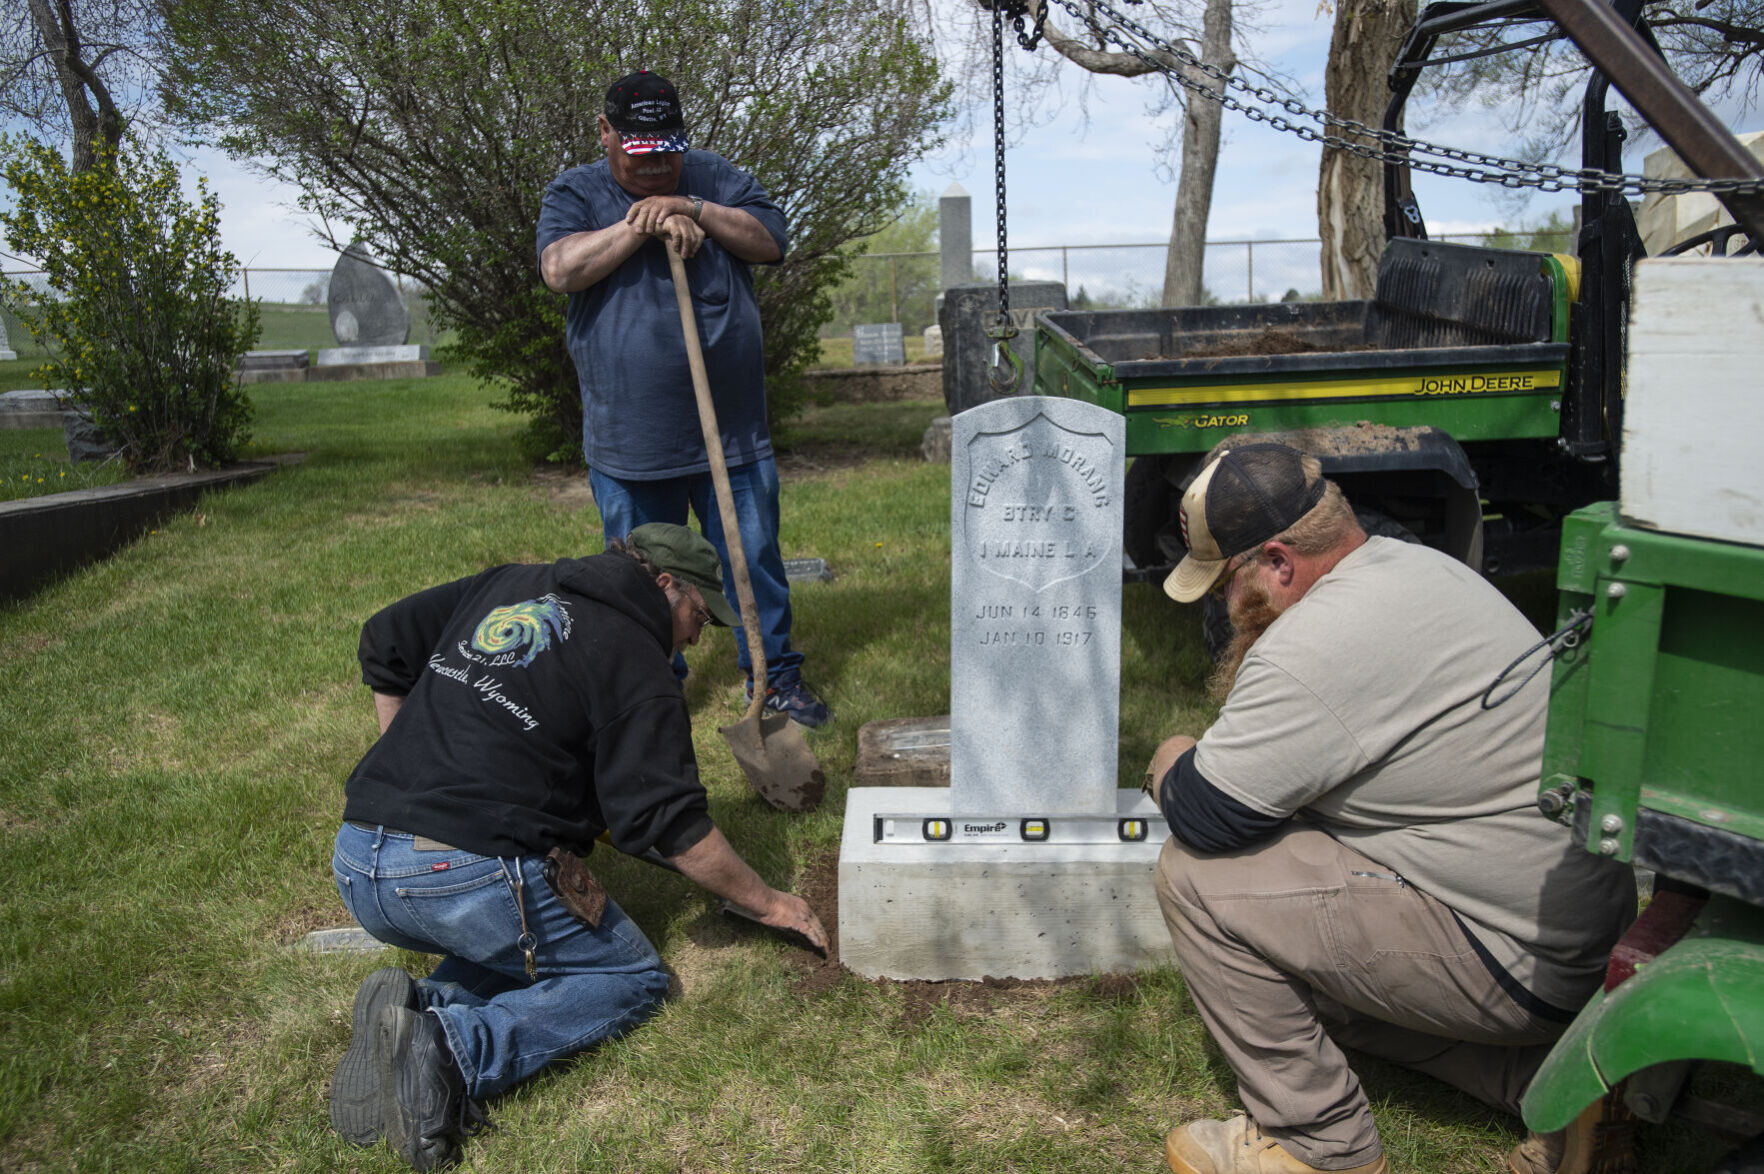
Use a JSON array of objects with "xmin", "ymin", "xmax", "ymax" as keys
[
  {"xmin": 2, "ymin": 231, "xmax": 1573, "ymax": 362},
  {"xmin": 1, "ymin": 267, "xmax": 449, "ymax": 360},
  {"xmin": 828, "ymin": 230, "xmax": 1578, "ymax": 340},
  {"xmin": 824, "ymin": 231, "xmax": 1576, "ymax": 340}
]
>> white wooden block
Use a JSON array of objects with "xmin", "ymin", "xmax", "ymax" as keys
[{"xmin": 1621, "ymin": 258, "xmax": 1764, "ymax": 546}]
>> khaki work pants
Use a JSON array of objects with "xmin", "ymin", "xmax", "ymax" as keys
[{"xmin": 1155, "ymin": 827, "xmax": 1566, "ymax": 1170}]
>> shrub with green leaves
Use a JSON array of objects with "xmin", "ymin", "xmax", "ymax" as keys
[
  {"xmin": 0, "ymin": 135, "xmax": 260, "ymax": 473},
  {"xmin": 162, "ymin": 0, "xmax": 950, "ymax": 465}
]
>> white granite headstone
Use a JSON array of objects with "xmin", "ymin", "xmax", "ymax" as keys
[
  {"xmin": 0, "ymin": 313, "xmax": 16, "ymax": 361},
  {"xmin": 950, "ymin": 395, "xmax": 1124, "ymax": 814}
]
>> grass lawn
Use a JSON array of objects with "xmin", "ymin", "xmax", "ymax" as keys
[
  {"xmin": 0, "ymin": 357, "xmax": 51, "ymax": 394},
  {"xmin": 0, "ymin": 374, "xmax": 1742, "ymax": 1172},
  {"xmin": 0, "ymin": 427, "xmax": 131, "ymax": 502}
]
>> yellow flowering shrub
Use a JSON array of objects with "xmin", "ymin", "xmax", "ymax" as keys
[{"xmin": 0, "ymin": 135, "xmax": 261, "ymax": 473}]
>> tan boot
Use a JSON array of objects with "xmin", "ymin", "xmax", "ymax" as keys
[
  {"xmin": 1507, "ymin": 1130, "xmax": 1566, "ymax": 1174},
  {"xmin": 1507, "ymin": 1090, "xmax": 1638, "ymax": 1174},
  {"xmin": 1165, "ymin": 1114, "xmax": 1390, "ymax": 1174}
]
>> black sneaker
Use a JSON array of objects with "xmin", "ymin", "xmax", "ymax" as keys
[
  {"xmin": 745, "ymin": 677, "xmax": 833, "ymax": 728},
  {"xmin": 329, "ymin": 967, "xmax": 417, "ymax": 1145},
  {"xmin": 376, "ymin": 1006, "xmax": 486, "ymax": 1171}
]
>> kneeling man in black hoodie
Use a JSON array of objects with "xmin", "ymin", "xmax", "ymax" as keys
[{"xmin": 325, "ymin": 523, "xmax": 826, "ymax": 1170}]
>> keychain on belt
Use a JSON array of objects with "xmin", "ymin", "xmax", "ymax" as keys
[{"xmin": 507, "ymin": 864, "xmax": 538, "ymax": 981}]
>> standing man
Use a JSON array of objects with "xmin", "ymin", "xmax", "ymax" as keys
[
  {"xmin": 327, "ymin": 524, "xmax": 828, "ymax": 1171},
  {"xmin": 535, "ymin": 70, "xmax": 828, "ymax": 728},
  {"xmin": 1144, "ymin": 444, "xmax": 1634, "ymax": 1174}
]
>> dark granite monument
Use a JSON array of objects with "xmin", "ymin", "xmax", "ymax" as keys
[
  {"xmin": 938, "ymin": 281, "xmax": 1067, "ymax": 417},
  {"xmin": 327, "ymin": 244, "xmax": 410, "ymax": 348}
]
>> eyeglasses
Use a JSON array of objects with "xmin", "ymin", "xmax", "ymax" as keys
[
  {"xmin": 1209, "ymin": 551, "xmax": 1259, "ymax": 600},
  {"xmin": 683, "ymin": 585, "xmax": 714, "ymax": 628}
]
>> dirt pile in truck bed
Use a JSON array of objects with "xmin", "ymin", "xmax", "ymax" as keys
[{"xmin": 1170, "ymin": 328, "xmax": 1376, "ymax": 360}]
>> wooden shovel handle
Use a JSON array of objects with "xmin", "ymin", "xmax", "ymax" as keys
[{"xmin": 666, "ymin": 241, "xmax": 768, "ymax": 721}]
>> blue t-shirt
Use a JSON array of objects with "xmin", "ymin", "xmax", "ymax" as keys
[{"xmin": 535, "ymin": 151, "xmax": 788, "ymax": 479}]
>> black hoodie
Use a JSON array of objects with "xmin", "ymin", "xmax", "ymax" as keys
[{"xmin": 341, "ymin": 553, "xmax": 713, "ymax": 859}]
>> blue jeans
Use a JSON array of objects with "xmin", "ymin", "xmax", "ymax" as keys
[
  {"xmin": 332, "ymin": 823, "xmax": 670, "ymax": 1099},
  {"xmin": 590, "ymin": 457, "xmax": 803, "ymax": 686}
]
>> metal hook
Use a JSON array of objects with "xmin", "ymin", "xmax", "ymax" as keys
[{"xmin": 985, "ymin": 321, "xmax": 1023, "ymax": 394}]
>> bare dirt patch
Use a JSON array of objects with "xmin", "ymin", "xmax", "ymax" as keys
[
  {"xmin": 776, "ymin": 848, "xmax": 1144, "ymax": 1025},
  {"xmin": 773, "ymin": 444, "xmax": 889, "ymax": 479},
  {"xmin": 532, "ymin": 467, "xmax": 597, "ymax": 509},
  {"xmin": 271, "ymin": 891, "xmax": 348, "ymax": 945},
  {"xmin": 0, "ymin": 633, "xmax": 63, "ymax": 667}
]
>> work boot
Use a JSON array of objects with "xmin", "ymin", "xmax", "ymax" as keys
[
  {"xmin": 1507, "ymin": 1092, "xmax": 1638, "ymax": 1174},
  {"xmin": 1166, "ymin": 1114, "xmax": 1389, "ymax": 1174},
  {"xmin": 377, "ymin": 1005, "xmax": 486, "ymax": 1171},
  {"xmin": 1507, "ymin": 1129, "xmax": 1565, "ymax": 1174},
  {"xmin": 329, "ymin": 967, "xmax": 418, "ymax": 1145}
]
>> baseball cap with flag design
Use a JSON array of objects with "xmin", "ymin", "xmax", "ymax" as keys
[
  {"xmin": 1162, "ymin": 443, "xmax": 1326, "ymax": 603},
  {"xmin": 604, "ymin": 71, "xmax": 689, "ymax": 155}
]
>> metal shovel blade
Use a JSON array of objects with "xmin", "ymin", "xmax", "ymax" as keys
[{"xmin": 719, "ymin": 709, "xmax": 825, "ymax": 813}]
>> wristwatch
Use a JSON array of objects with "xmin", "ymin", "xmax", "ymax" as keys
[{"xmin": 688, "ymin": 195, "xmax": 704, "ymax": 222}]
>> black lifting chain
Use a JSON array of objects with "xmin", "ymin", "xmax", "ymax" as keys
[
  {"xmin": 987, "ymin": 0, "xmax": 1025, "ymax": 394},
  {"xmin": 1034, "ymin": 0, "xmax": 1764, "ymax": 198}
]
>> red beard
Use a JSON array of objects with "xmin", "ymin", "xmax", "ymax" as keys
[{"xmin": 1207, "ymin": 578, "xmax": 1284, "ymax": 704}]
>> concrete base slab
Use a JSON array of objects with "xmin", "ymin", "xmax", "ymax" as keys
[
  {"xmin": 237, "ymin": 367, "xmax": 311, "ymax": 385},
  {"xmin": 0, "ymin": 389, "xmax": 67, "ymax": 431},
  {"xmin": 240, "ymin": 349, "xmax": 311, "ymax": 370},
  {"xmin": 839, "ymin": 786, "xmax": 1174, "ymax": 980},
  {"xmin": 316, "ymin": 344, "xmax": 430, "ymax": 366},
  {"xmin": 854, "ymin": 715, "xmax": 950, "ymax": 788},
  {"xmin": 306, "ymin": 360, "xmax": 442, "ymax": 382}
]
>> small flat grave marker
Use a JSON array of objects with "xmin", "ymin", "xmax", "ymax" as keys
[{"xmin": 853, "ymin": 322, "xmax": 906, "ymax": 366}]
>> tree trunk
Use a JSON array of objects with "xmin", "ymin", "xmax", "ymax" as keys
[
  {"xmin": 1163, "ymin": 0, "xmax": 1234, "ymax": 307},
  {"xmin": 27, "ymin": 0, "xmax": 125, "ymax": 172},
  {"xmin": 1317, "ymin": 0, "xmax": 1414, "ymax": 300}
]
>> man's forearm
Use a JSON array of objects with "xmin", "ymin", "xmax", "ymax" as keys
[
  {"xmin": 696, "ymin": 203, "xmax": 782, "ymax": 264},
  {"xmin": 665, "ymin": 826, "xmax": 776, "ymax": 913},
  {"xmin": 625, "ymin": 195, "xmax": 781, "ymax": 264},
  {"xmin": 540, "ymin": 222, "xmax": 647, "ymax": 292},
  {"xmin": 373, "ymin": 690, "xmax": 404, "ymax": 735}
]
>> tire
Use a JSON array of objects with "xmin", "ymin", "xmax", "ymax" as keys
[
  {"xmin": 1125, "ymin": 456, "xmax": 1179, "ymax": 571},
  {"xmin": 1355, "ymin": 506, "xmax": 1422, "ymax": 545},
  {"xmin": 1711, "ymin": 1134, "xmax": 1764, "ymax": 1174}
]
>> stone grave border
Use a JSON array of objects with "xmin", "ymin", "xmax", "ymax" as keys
[{"xmin": 0, "ymin": 455, "xmax": 303, "ymax": 601}]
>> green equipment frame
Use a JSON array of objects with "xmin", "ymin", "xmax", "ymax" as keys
[{"xmin": 1523, "ymin": 502, "xmax": 1764, "ymax": 1136}]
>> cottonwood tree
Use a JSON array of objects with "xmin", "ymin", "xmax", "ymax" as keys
[
  {"xmin": 1, "ymin": 0, "xmax": 165, "ymax": 172},
  {"xmin": 1407, "ymin": 0, "xmax": 1764, "ymax": 221},
  {"xmin": 937, "ymin": 0, "xmax": 1287, "ymax": 307},
  {"xmin": 160, "ymin": 0, "xmax": 951, "ymax": 454},
  {"xmin": 1318, "ymin": 0, "xmax": 1417, "ymax": 299}
]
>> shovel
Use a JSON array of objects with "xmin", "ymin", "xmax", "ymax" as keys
[{"xmin": 665, "ymin": 239, "xmax": 825, "ymax": 813}]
